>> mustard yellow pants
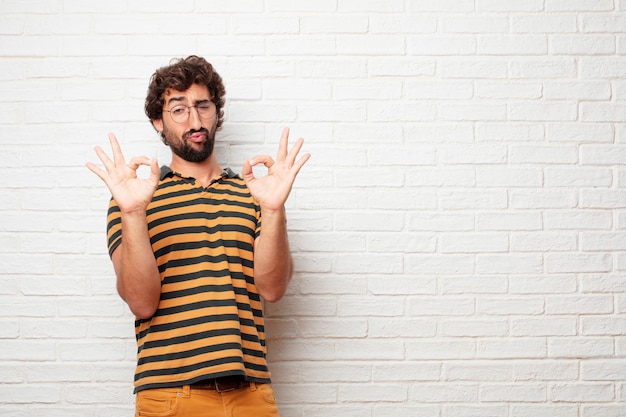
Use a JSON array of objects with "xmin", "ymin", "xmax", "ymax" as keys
[{"xmin": 135, "ymin": 382, "xmax": 280, "ymax": 417}]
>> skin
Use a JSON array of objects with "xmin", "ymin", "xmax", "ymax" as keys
[{"xmin": 87, "ymin": 83, "xmax": 310, "ymax": 319}]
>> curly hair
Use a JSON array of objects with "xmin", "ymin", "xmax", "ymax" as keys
[{"xmin": 144, "ymin": 55, "xmax": 226, "ymax": 130}]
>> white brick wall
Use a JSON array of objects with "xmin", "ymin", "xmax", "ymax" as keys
[{"xmin": 1, "ymin": 1, "xmax": 625, "ymax": 416}]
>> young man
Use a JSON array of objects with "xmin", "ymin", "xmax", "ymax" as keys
[{"xmin": 87, "ymin": 56, "xmax": 310, "ymax": 416}]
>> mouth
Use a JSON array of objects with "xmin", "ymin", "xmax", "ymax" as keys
[{"xmin": 186, "ymin": 130, "xmax": 207, "ymax": 143}]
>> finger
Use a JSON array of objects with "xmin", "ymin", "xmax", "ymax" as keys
[
  {"xmin": 127, "ymin": 156, "xmax": 153, "ymax": 170},
  {"xmin": 286, "ymin": 137, "xmax": 305, "ymax": 165},
  {"xmin": 276, "ymin": 127, "xmax": 290, "ymax": 161},
  {"xmin": 86, "ymin": 161, "xmax": 108, "ymax": 182},
  {"xmin": 149, "ymin": 158, "xmax": 161, "ymax": 181},
  {"xmin": 290, "ymin": 152, "xmax": 311, "ymax": 177},
  {"xmin": 241, "ymin": 159, "xmax": 254, "ymax": 182},
  {"xmin": 249, "ymin": 155, "xmax": 275, "ymax": 169},
  {"xmin": 108, "ymin": 132, "xmax": 126, "ymax": 166},
  {"xmin": 93, "ymin": 145, "xmax": 115, "ymax": 172}
]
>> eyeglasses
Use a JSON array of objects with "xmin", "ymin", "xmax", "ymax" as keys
[{"xmin": 163, "ymin": 101, "xmax": 216, "ymax": 124}]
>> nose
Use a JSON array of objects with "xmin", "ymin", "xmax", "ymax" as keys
[{"xmin": 187, "ymin": 106, "xmax": 202, "ymax": 129}]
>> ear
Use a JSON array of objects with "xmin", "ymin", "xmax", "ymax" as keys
[{"xmin": 151, "ymin": 119, "xmax": 163, "ymax": 133}]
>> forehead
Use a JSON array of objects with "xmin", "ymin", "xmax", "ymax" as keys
[{"xmin": 163, "ymin": 83, "xmax": 211, "ymax": 104}]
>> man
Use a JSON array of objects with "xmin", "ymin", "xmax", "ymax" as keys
[{"xmin": 86, "ymin": 55, "xmax": 310, "ymax": 416}]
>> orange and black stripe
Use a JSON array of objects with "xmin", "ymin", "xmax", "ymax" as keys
[{"xmin": 107, "ymin": 167, "xmax": 270, "ymax": 393}]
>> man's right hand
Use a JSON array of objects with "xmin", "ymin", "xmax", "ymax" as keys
[{"xmin": 86, "ymin": 132, "xmax": 160, "ymax": 214}]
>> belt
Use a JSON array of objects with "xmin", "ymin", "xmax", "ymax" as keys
[{"xmin": 190, "ymin": 376, "xmax": 248, "ymax": 393}]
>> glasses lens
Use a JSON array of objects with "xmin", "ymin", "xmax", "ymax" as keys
[
  {"xmin": 197, "ymin": 103, "xmax": 215, "ymax": 119},
  {"xmin": 170, "ymin": 106, "xmax": 188, "ymax": 123}
]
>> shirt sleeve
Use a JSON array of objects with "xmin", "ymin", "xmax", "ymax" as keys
[{"xmin": 106, "ymin": 197, "xmax": 122, "ymax": 258}]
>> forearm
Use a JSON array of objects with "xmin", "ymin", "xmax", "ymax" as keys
[
  {"xmin": 253, "ymin": 208, "xmax": 293, "ymax": 303},
  {"xmin": 112, "ymin": 212, "xmax": 161, "ymax": 319}
]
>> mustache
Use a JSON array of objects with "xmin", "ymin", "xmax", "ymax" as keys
[{"xmin": 185, "ymin": 128, "xmax": 209, "ymax": 138}]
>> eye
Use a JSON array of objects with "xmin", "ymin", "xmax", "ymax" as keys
[
  {"xmin": 197, "ymin": 103, "xmax": 212, "ymax": 111},
  {"xmin": 170, "ymin": 106, "xmax": 187, "ymax": 115}
]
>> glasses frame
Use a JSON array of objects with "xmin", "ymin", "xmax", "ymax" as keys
[{"xmin": 163, "ymin": 101, "xmax": 217, "ymax": 124}]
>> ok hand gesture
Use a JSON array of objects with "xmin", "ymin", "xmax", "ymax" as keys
[
  {"xmin": 241, "ymin": 128, "xmax": 311, "ymax": 212},
  {"xmin": 86, "ymin": 133, "xmax": 161, "ymax": 214}
]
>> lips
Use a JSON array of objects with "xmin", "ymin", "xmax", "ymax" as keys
[{"xmin": 186, "ymin": 131, "xmax": 206, "ymax": 143}]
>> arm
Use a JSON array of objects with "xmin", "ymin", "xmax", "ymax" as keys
[
  {"xmin": 111, "ymin": 213, "xmax": 162, "ymax": 319},
  {"xmin": 241, "ymin": 127, "xmax": 310, "ymax": 302},
  {"xmin": 253, "ymin": 207, "xmax": 294, "ymax": 302},
  {"xmin": 87, "ymin": 133, "xmax": 162, "ymax": 318}
]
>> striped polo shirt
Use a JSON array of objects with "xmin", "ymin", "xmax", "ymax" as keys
[{"xmin": 106, "ymin": 166, "xmax": 271, "ymax": 393}]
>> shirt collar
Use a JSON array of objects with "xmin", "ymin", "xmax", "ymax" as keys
[{"xmin": 160, "ymin": 166, "xmax": 240, "ymax": 181}]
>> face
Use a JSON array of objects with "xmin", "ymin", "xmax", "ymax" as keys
[{"xmin": 153, "ymin": 83, "xmax": 218, "ymax": 163}]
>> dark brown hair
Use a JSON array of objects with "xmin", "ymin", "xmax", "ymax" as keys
[{"xmin": 144, "ymin": 55, "xmax": 226, "ymax": 130}]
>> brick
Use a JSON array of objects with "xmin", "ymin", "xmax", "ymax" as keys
[
  {"xmin": 407, "ymin": 0, "xmax": 474, "ymax": 12},
  {"xmin": 476, "ymin": 212, "xmax": 543, "ymax": 231},
  {"xmin": 545, "ymin": 167, "xmax": 612, "ymax": 187},
  {"xmin": 367, "ymin": 233, "xmax": 437, "ymax": 254},
  {"xmin": 582, "ymin": 359, "xmax": 626, "ymax": 380},
  {"xmin": 581, "ymin": 102, "xmax": 626, "ymax": 122},
  {"xmin": 546, "ymin": 0, "xmax": 614, "ymax": 11},
  {"xmin": 549, "ymin": 382, "xmax": 615, "ymax": 402},
  {"xmin": 369, "ymin": 318, "xmax": 436, "ymax": 338},
  {"xmin": 509, "ymin": 275, "xmax": 578, "ymax": 294},
  {"xmin": 0, "ymin": 385, "xmax": 61, "ymax": 404},
  {"xmin": 581, "ymin": 232, "xmax": 626, "ymax": 251},
  {"xmin": 580, "ymin": 57, "xmax": 626, "ymax": 78},
  {"xmin": 581, "ymin": 189, "xmax": 626, "ymax": 208},
  {"xmin": 509, "ymin": 189, "xmax": 578, "ymax": 209},
  {"xmin": 582, "ymin": 317, "xmax": 626, "ymax": 336},
  {"xmin": 551, "ymin": 35, "xmax": 616, "ymax": 55},
  {"xmin": 479, "ymin": 35, "xmax": 548, "ymax": 55},
  {"xmin": 476, "ymin": 81, "xmax": 542, "ymax": 99},
  {"xmin": 510, "ymin": 58, "xmax": 578, "ymax": 78},
  {"xmin": 374, "ymin": 362, "xmax": 440, "ymax": 382},
  {"xmin": 511, "ymin": 404, "xmax": 579, "ymax": 417},
  {"xmin": 514, "ymin": 360, "xmax": 579, "ymax": 381},
  {"xmin": 511, "ymin": 15, "xmax": 578, "ymax": 33},
  {"xmin": 510, "ymin": 232, "xmax": 577, "ymax": 252},
  {"xmin": 477, "ymin": 338, "xmax": 547, "ymax": 359},
  {"xmin": 441, "ymin": 319, "xmax": 508, "ymax": 337},
  {"xmin": 547, "ymin": 253, "xmax": 612, "ymax": 273},
  {"xmin": 439, "ymin": 190, "xmax": 507, "ymax": 210},
  {"xmin": 511, "ymin": 317, "xmax": 577, "ymax": 336},
  {"xmin": 301, "ymin": 362, "xmax": 371, "ymax": 383},
  {"xmin": 340, "ymin": 384, "xmax": 408, "ymax": 403},
  {"xmin": 407, "ymin": 340, "xmax": 476, "ymax": 360},
  {"xmin": 480, "ymin": 383, "xmax": 546, "ymax": 402},
  {"xmin": 476, "ymin": 254, "xmax": 543, "ymax": 274},
  {"xmin": 335, "ymin": 79, "xmax": 402, "ymax": 100},
  {"xmin": 302, "ymin": 15, "xmax": 369, "ymax": 34},
  {"xmin": 409, "ymin": 383, "xmax": 479, "ymax": 402},
  {"xmin": 407, "ymin": 296, "xmax": 475, "ymax": 316},
  {"xmin": 368, "ymin": 57, "xmax": 435, "ymax": 77},
  {"xmin": 440, "ymin": 276, "xmax": 508, "ymax": 295},
  {"xmin": 266, "ymin": 0, "xmax": 336, "ymax": 12},
  {"xmin": 300, "ymin": 319, "xmax": 367, "ymax": 338},
  {"xmin": 442, "ymin": 15, "xmax": 509, "ymax": 33},
  {"xmin": 580, "ymin": 145, "xmax": 626, "ymax": 164},
  {"xmin": 335, "ymin": 339, "xmax": 405, "ymax": 360},
  {"xmin": 370, "ymin": 15, "xmax": 437, "ymax": 34},
  {"xmin": 439, "ymin": 233, "xmax": 508, "ymax": 254},
  {"xmin": 476, "ymin": 167, "xmax": 542, "ymax": 187},
  {"xmin": 406, "ymin": 254, "xmax": 475, "ymax": 274},
  {"xmin": 408, "ymin": 35, "xmax": 477, "ymax": 56},
  {"xmin": 478, "ymin": 297, "xmax": 544, "ymax": 315}
]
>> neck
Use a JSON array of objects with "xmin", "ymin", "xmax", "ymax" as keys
[{"xmin": 169, "ymin": 154, "xmax": 223, "ymax": 187}]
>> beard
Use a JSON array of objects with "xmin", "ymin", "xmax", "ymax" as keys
[{"xmin": 161, "ymin": 124, "xmax": 216, "ymax": 163}]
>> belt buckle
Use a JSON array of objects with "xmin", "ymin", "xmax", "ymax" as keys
[{"xmin": 214, "ymin": 377, "xmax": 241, "ymax": 393}]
